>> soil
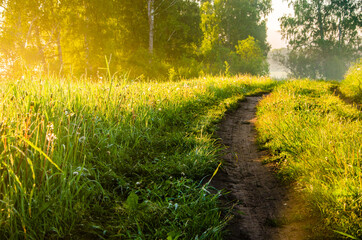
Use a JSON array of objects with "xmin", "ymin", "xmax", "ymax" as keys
[{"xmin": 211, "ymin": 95, "xmax": 320, "ymax": 240}]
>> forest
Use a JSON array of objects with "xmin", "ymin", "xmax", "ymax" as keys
[
  {"xmin": 0, "ymin": 0, "xmax": 361, "ymax": 239},
  {"xmin": 0, "ymin": 0, "xmax": 271, "ymax": 79}
]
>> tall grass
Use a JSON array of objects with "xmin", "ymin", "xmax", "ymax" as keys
[
  {"xmin": 340, "ymin": 59, "xmax": 362, "ymax": 104},
  {"xmin": 0, "ymin": 73, "xmax": 275, "ymax": 239},
  {"xmin": 256, "ymin": 80, "xmax": 362, "ymax": 238}
]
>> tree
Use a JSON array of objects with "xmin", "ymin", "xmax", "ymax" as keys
[
  {"xmin": 148, "ymin": 0, "xmax": 155, "ymax": 56},
  {"xmin": 280, "ymin": 0, "xmax": 362, "ymax": 79},
  {"xmin": 0, "ymin": 0, "xmax": 271, "ymax": 78},
  {"xmin": 235, "ymin": 36, "xmax": 268, "ymax": 75},
  {"xmin": 219, "ymin": 0, "xmax": 271, "ymax": 53},
  {"xmin": 199, "ymin": 0, "xmax": 271, "ymax": 75},
  {"xmin": 152, "ymin": 0, "xmax": 201, "ymax": 59},
  {"xmin": 200, "ymin": 1, "xmax": 221, "ymax": 54}
]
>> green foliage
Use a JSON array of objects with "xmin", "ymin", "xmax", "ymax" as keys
[
  {"xmin": 218, "ymin": 0, "xmax": 271, "ymax": 53},
  {"xmin": 340, "ymin": 59, "xmax": 362, "ymax": 103},
  {"xmin": 0, "ymin": 0, "xmax": 271, "ymax": 79},
  {"xmin": 257, "ymin": 80, "xmax": 362, "ymax": 238},
  {"xmin": 277, "ymin": 48, "xmax": 353, "ymax": 80},
  {"xmin": 198, "ymin": 0, "xmax": 271, "ymax": 76},
  {"xmin": 200, "ymin": 1, "xmax": 221, "ymax": 55},
  {"xmin": 235, "ymin": 36, "xmax": 269, "ymax": 75},
  {"xmin": 0, "ymin": 74, "xmax": 275, "ymax": 238},
  {"xmin": 280, "ymin": 0, "xmax": 361, "ymax": 79}
]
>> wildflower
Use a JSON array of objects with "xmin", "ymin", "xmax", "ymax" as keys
[
  {"xmin": 46, "ymin": 122, "xmax": 54, "ymax": 130},
  {"xmin": 79, "ymin": 136, "xmax": 86, "ymax": 143},
  {"xmin": 64, "ymin": 110, "xmax": 75, "ymax": 117},
  {"xmin": 73, "ymin": 167, "xmax": 90, "ymax": 177},
  {"xmin": 46, "ymin": 133, "xmax": 57, "ymax": 142}
]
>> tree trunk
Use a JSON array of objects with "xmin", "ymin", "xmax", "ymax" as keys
[
  {"xmin": 316, "ymin": 1, "xmax": 324, "ymax": 42},
  {"xmin": 16, "ymin": 15, "xmax": 26, "ymax": 58},
  {"xmin": 338, "ymin": 13, "xmax": 344, "ymax": 45},
  {"xmin": 83, "ymin": 0, "xmax": 91, "ymax": 73},
  {"xmin": 56, "ymin": 27, "xmax": 63, "ymax": 72},
  {"xmin": 84, "ymin": 33, "xmax": 90, "ymax": 72},
  {"xmin": 35, "ymin": 25, "xmax": 47, "ymax": 71},
  {"xmin": 148, "ymin": 0, "xmax": 154, "ymax": 56}
]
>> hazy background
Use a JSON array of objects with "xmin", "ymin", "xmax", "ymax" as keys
[{"xmin": 267, "ymin": 0, "xmax": 293, "ymax": 78}]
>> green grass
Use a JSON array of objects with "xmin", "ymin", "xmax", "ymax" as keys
[
  {"xmin": 340, "ymin": 59, "xmax": 362, "ymax": 104},
  {"xmin": 0, "ymin": 73, "xmax": 275, "ymax": 239},
  {"xmin": 256, "ymin": 80, "xmax": 362, "ymax": 239}
]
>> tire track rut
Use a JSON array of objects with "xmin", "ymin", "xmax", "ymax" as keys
[{"xmin": 212, "ymin": 96, "xmax": 312, "ymax": 240}]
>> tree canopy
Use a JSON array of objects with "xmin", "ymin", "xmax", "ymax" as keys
[
  {"xmin": 0, "ymin": 0, "xmax": 272, "ymax": 79},
  {"xmin": 280, "ymin": 0, "xmax": 362, "ymax": 79}
]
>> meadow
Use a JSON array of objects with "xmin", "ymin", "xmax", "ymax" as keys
[
  {"xmin": 1, "ymin": 59, "xmax": 361, "ymax": 239},
  {"xmin": 256, "ymin": 77, "xmax": 362, "ymax": 238},
  {"xmin": 340, "ymin": 59, "xmax": 362, "ymax": 105},
  {"xmin": 0, "ymin": 73, "xmax": 275, "ymax": 239}
]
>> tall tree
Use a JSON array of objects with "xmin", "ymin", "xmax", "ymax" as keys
[
  {"xmin": 218, "ymin": 0, "xmax": 271, "ymax": 53},
  {"xmin": 199, "ymin": 0, "xmax": 271, "ymax": 75},
  {"xmin": 200, "ymin": 0, "xmax": 221, "ymax": 54},
  {"xmin": 155, "ymin": 0, "xmax": 202, "ymax": 60},
  {"xmin": 280, "ymin": 0, "xmax": 361, "ymax": 79},
  {"xmin": 0, "ymin": 0, "xmax": 272, "ymax": 78}
]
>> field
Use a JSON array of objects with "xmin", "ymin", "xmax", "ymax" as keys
[
  {"xmin": 0, "ymin": 74, "xmax": 275, "ymax": 239},
  {"xmin": 0, "ymin": 0, "xmax": 361, "ymax": 238},
  {"xmin": 256, "ymin": 79, "xmax": 362, "ymax": 238},
  {"xmin": 1, "ymin": 60, "xmax": 361, "ymax": 239}
]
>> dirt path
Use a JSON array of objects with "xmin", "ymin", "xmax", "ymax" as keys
[{"xmin": 211, "ymin": 96, "xmax": 317, "ymax": 240}]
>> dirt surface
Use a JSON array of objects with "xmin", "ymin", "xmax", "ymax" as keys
[{"xmin": 211, "ymin": 95, "xmax": 318, "ymax": 240}]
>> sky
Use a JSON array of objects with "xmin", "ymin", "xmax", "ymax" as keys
[{"xmin": 267, "ymin": 0, "xmax": 294, "ymax": 49}]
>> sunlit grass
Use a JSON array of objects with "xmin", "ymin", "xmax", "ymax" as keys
[
  {"xmin": 256, "ymin": 80, "xmax": 362, "ymax": 238},
  {"xmin": 340, "ymin": 59, "xmax": 362, "ymax": 104},
  {"xmin": 0, "ymin": 73, "xmax": 275, "ymax": 239}
]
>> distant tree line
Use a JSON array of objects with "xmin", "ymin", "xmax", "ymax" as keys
[
  {"xmin": 0, "ymin": 0, "xmax": 271, "ymax": 79},
  {"xmin": 277, "ymin": 0, "xmax": 361, "ymax": 80}
]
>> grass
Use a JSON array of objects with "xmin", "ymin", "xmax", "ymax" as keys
[
  {"xmin": 0, "ymin": 73, "xmax": 275, "ymax": 239},
  {"xmin": 256, "ymin": 79, "xmax": 362, "ymax": 239},
  {"xmin": 340, "ymin": 59, "xmax": 362, "ymax": 104}
]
